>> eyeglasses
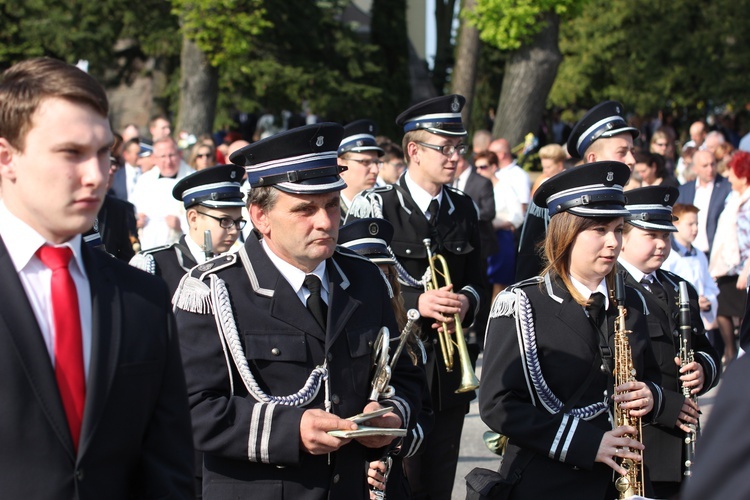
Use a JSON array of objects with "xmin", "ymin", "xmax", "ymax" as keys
[
  {"xmin": 196, "ymin": 211, "xmax": 247, "ymax": 230},
  {"xmin": 347, "ymin": 158, "xmax": 384, "ymax": 169},
  {"xmin": 415, "ymin": 141, "xmax": 467, "ymax": 157},
  {"xmin": 474, "ymin": 163, "xmax": 489, "ymax": 169},
  {"xmin": 195, "ymin": 153, "xmax": 213, "ymax": 159}
]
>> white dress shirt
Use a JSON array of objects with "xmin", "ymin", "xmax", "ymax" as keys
[
  {"xmin": 404, "ymin": 170, "xmax": 443, "ymax": 220},
  {"xmin": 0, "ymin": 202, "xmax": 93, "ymax": 377},
  {"xmin": 692, "ymin": 179, "xmax": 714, "ymax": 253}
]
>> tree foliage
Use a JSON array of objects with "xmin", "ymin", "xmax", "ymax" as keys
[
  {"xmin": 550, "ymin": 0, "xmax": 750, "ymax": 116},
  {"xmin": 468, "ymin": 0, "xmax": 584, "ymax": 51}
]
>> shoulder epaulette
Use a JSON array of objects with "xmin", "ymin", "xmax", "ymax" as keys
[
  {"xmin": 489, "ymin": 276, "xmax": 544, "ymax": 319},
  {"xmin": 444, "ymin": 185, "xmax": 468, "ymax": 198},
  {"xmin": 173, "ymin": 253, "xmax": 239, "ymax": 314},
  {"xmin": 371, "ymin": 184, "xmax": 394, "ymax": 193},
  {"xmin": 129, "ymin": 252, "xmax": 156, "ymax": 274}
]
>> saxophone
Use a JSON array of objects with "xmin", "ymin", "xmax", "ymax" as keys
[
  {"xmin": 678, "ymin": 281, "xmax": 697, "ymax": 477},
  {"xmin": 612, "ymin": 272, "xmax": 645, "ymax": 498}
]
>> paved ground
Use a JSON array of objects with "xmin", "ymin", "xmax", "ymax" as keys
[{"xmin": 449, "ymin": 354, "xmax": 721, "ymax": 499}]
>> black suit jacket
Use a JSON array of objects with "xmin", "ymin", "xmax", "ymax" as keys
[
  {"xmin": 620, "ymin": 267, "xmax": 720, "ymax": 483},
  {"xmin": 0, "ymin": 238, "xmax": 194, "ymax": 499},
  {"xmin": 677, "ymin": 175, "xmax": 732, "ymax": 249},
  {"xmin": 461, "ymin": 169, "xmax": 499, "ymax": 258},
  {"xmin": 174, "ymin": 234, "xmax": 424, "ymax": 500}
]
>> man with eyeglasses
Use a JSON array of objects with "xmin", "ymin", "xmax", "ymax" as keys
[
  {"xmin": 130, "ymin": 164, "xmax": 246, "ymax": 296},
  {"xmin": 346, "ymin": 94, "xmax": 485, "ymax": 500},
  {"xmin": 337, "ymin": 119, "xmax": 385, "ymax": 222},
  {"xmin": 130, "ymin": 137, "xmax": 193, "ymax": 249}
]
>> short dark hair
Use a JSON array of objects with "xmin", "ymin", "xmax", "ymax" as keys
[{"xmin": 0, "ymin": 57, "xmax": 108, "ymax": 150}]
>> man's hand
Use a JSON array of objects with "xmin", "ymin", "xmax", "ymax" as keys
[
  {"xmin": 418, "ymin": 285, "xmax": 469, "ymax": 334},
  {"xmin": 299, "ymin": 409, "xmax": 354, "ymax": 455},
  {"xmin": 355, "ymin": 401, "xmax": 403, "ymax": 449}
]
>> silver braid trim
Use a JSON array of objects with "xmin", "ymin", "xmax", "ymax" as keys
[
  {"xmin": 516, "ymin": 289, "xmax": 607, "ymax": 420},
  {"xmin": 357, "ymin": 190, "xmax": 427, "ymax": 289},
  {"xmin": 210, "ymin": 275, "xmax": 327, "ymax": 407}
]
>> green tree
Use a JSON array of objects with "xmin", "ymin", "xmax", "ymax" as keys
[
  {"xmin": 550, "ymin": 0, "xmax": 750, "ymax": 119},
  {"xmin": 468, "ymin": 0, "xmax": 585, "ymax": 147}
]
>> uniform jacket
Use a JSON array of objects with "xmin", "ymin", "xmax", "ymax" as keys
[
  {"xmin": 0, "ymin": 238, "xmax": 194, "ymax": 499},
  {"xmin": 131, "ymin": 235, "xmax": 199, "ymax": 297},
  {"xmin": 514, "ymin": 201, "xmax": 548, "ymax": 282},
  {"xmin": 677, "ymin": 175, "xmax": 732, "ymax": 249},
  {"xmin": 620, "ymin": 267, "xmax": 720, "ymax": 483},
  {"xmin": 354, "ymin": 178, "xmax": 486, "ymax": 410},
  {"xmin": 479, "ymin": 273, "xmax": 662, "ymax": 499},
  {"xmin": 174, "ymin": 233, "xmax": 424, "ymax": 500},
  {"xmin": 97, "ymin": 195, "xmax": 138, "ymax": 262}
]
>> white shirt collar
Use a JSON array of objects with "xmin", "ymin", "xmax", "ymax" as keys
[
  {"xmin": 260, "ymin": 238, "xmax": 329, "ymax": 304},
  {"xmin": 0, "ymin": 200, "xmax": 87, "ymax": 278},
  {"xmin": 184, "ymin": 234, "xmax": 209, "ymax": 266},
  {"xmin": 404, "ymin": 169, "xmax": 443, "ymax": 216},
  {"xmin": 618, "ymin": 258, "xmax": 651, "ymax": 286},
  {"xmin": 569, "ymin": 274, "xmax": 610, "ymax": 309}
]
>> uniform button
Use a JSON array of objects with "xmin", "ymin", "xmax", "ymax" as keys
[
  {"xmin": 331, "ymin": 394, "xmax": 341, "ymax": 405},
  {"xmin": 457, "ymin": 246, "xmax": 462, "ymax": 252},
  {"xmin": 600, "ymin": 364, "xmax": 607, "ymax": 373},
  {"xmin": 327, "ymin": 353, "xmax": 333, "ymax": 362},
  {"xmin": 406, "ymin": 249, "xmax": 412, "ymax": 254},
  {"xmin": 75, "ymin": 469, "xmax": 84, "ymax": 481},
  {"xmin": 333, "ymin": 474, "xmax": 340, "ymax": 484},
  {"xmin": 271, "ymin": 348, "xmax": 280, "ymax": 356},
  {"xmin": 368, "ymin": 340, "xmax": 374, "ymax": 348}
]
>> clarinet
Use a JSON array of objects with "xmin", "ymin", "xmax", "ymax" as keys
[
  {"xmin": 678, "ymin": 281, "xmax": 697, "ymax": 477},
  {"xmin": 203, "ymin": 230, "xmax": 214, "ymax": 259}
]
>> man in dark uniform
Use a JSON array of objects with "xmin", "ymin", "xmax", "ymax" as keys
[
  {"xmin": 515, "ymin": 101, "xmax": 639, "ymax": 281},
  {"xmin": 618, "ymin": 186, "xmax": 720, "ymax": 498},
  {"xmin": 346, "ymin": 94, "xmax": 485, "ymax": 500},
  {"xmin": 337, "ymin": 119, "xmax": 384, "ymax": 223},
  {"xmin": 130, "ymin": 164, "xmax": 246, "ymax": 295},
  {"xmin": 173, "ymin": 123, "xmax": 424, "ymax": 500}
]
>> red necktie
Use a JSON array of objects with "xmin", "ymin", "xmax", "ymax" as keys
[{"xmin": 37, "ymin": 245, "xmax": 85, "ymax": 450}]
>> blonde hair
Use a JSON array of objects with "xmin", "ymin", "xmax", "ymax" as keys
[{"xmin": 538, "ymin": 143, "xmax": 567, "ymax": 162}]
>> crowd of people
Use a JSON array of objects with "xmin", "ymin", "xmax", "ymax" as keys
[{"xmin": 3, "ymin": 56, "xmax": 750, "ymax": 500}]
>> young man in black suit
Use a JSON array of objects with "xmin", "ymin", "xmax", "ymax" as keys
[{"xmin": 0, "ymin": 57, "xmax": 194, "ymax": 499}]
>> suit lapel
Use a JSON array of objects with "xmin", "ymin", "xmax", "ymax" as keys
[
  {"xmin": 0, "ymin": 237, "xmax": 76, "ymax": 457},
  {"xmin": 552, "ymin": 283, "xmax": 600, "ymax": 352},
  {"xmin": 325, "ymin": 259, "xmax": 360, "ymax": 352},
  {"xmin": 78, "ymin": 246, "xmax": 122, "ymax": 458}
]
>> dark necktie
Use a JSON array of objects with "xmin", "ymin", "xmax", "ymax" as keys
[
  {"xmin": 642, "ymin": 276, "xmax": 667, "ymax": 304},
  {"xmin": 586, "ymin": 292, "xmax": 606, "ymax": 331},
  {"xmin": 427, "ymin": 199, "xmax": 439, "ymax": 226},
  {"xmin": 37, "ymin": 245, "xmax": 86, "ymax": 450},
  {"xmin": 304, "ymin": 274, "xmax": 327, "ymax": 330}
]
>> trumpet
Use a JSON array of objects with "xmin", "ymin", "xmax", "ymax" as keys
[{"xmin": 422, "ymin": 238, "xmax": 479, "ymax": 394}]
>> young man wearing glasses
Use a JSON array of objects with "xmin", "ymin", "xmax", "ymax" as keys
[
  {"xmin": 130, "ymin": 164, "xmax": 246, "ymax": 295},
  {"xmin": 337, "ymin": 119, "xmax": 385, "ymax": 222},
  {"xmin": 346, "ymin": 94, "xmax": 485, "ymax": 500}
]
